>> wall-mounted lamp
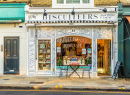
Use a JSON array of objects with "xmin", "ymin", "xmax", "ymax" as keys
[
  {"xmin": 43, "ymin": 9, "xmax": 47, "ymax": 20},
  {"xmin": 100, "ymin": 8, "xmax": 107, "ymax": 13},
  {"xmin": 71, "ymin": 7, "xmax": 75, "ymax": 15},
  {"xmin": 43, "ymin": 9, "xmax": 47, "ymax": 16}
]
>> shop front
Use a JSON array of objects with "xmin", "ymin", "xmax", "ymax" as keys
[{"xmin": 25, "ymin": 5, "xmax": 118, "ymax": 77}]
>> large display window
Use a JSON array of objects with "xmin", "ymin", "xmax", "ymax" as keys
[
  {"xmin": 38, "ymin": 40, "xmax": 51, "ymax": 71},
  {"xmin": 56, "ymin": 36, "xmax": 92, "ymax": 70}
]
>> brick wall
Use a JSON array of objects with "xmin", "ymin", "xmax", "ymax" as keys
[
  {"xmin": 0, "ymin": 0, "xmax": 52, "ymax": 7},
  {"xmin": 95, "ymin": 0, "xmax": 130, "ymax": 6}
]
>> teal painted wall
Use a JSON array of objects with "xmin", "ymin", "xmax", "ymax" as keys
[
  {"xmin": 118, "ymin": 4, "xmax": 130, "ymax": 78},
  {"xmin": 0, "ymin": 3, "xmax": 26, "ymax": 22}
]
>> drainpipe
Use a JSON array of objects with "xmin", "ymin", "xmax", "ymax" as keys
[{"xmin": 35, "ymin": 23, "xmax": 37, "ymax": 60}]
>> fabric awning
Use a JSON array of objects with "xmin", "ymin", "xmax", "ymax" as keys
[
  {"xmin": 26, "ymin": 20, "xmax": 117, "ymax": 24},
  {"xmin": 0, "ymin": 20, "xmax": 22, "ymax": 23}
]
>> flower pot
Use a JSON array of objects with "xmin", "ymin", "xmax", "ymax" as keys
[{"xmin": 88, "ymin": 64, "xmax": 92, "ymax": 67}]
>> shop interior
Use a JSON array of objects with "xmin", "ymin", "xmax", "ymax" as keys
[
  {"xmin": 38, "ymin": 40, "xmax": 51, "ymax": 71},
  {"xmin": 97, "ymin": 39, "xmax": 111, "ymax": 76},
  {"xmin": 56, "ymin": 36, "xmax": 92, "ymax": 67}
]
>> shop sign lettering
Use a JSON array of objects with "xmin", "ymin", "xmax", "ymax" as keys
[{"xmin": 43, "ymin": 14, "xmax": 117, "ymax": 21}]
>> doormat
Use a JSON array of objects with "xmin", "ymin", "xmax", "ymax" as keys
[
  {"xmin": 29, "ymin": 82, "xmax": 44, "ymax": 84},
  {"xmin": 3, "ymin": 79, "xmax": 10, "ymax": 80}
]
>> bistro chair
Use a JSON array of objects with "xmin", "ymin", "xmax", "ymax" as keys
[
  {"xmin": 82, "ymin": 58, "xmax": 92, "ymax": 78},
  {"xmin": 59, "ymin": 65, "xmax": 68, "ymax": 78},
  {"xmin": 58, "ymin": 57, "xmax": 68, "ymax": 78},
  {"xmin": 82, "ymin": 65, "xmax": 92, "ymax": 78}
]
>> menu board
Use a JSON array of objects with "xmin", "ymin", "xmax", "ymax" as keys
[
  {"xmin": 38, "ymin": 40, "xmax": 51, "ymax": 71},
  {"xmin": 112, "ymin": 61, "xmax": 121, "ymax": 80}
]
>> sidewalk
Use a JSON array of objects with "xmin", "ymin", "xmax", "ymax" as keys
[{"xmin": 0, "ymin": 75, "xmax": 129, "ymax": 91}]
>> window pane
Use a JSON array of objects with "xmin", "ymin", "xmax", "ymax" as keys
[
  {"xmin": 66, "ymin": 0, "xmax": 80, "ymax": 4},
  {"xmin": 56, "ymin": 36, "xmax": 92, "ymax": 71},
  {"xmin": 38, "ymin": 40, "xmax": 51, "ymax": 71},
  {"xmin": 83, "ymin": 0, "xmax": 90, "ymax": 3},
  {"xmin": 57, "ymin": 0, "xmax": 64, "ymax": 4}
]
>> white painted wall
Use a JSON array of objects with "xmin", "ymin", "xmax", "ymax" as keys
[{"xmin": 0, "ymin": 23, "xmax": 27, "ymax": 75}]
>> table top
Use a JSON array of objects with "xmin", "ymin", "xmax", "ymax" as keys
[{"xmin": 63, "ymin": 65, "xmax": 86, "ymax": 66}]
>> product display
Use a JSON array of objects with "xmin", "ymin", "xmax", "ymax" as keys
[{"xmin": 38, "ymin": 40, "xmax": 51, "ymax": 71}]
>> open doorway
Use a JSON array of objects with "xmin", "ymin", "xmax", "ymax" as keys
[{"xmin": 97, "ymin": 39, "xmax": 111, "ymax": 76}]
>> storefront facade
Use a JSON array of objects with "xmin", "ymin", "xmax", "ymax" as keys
[
  {"xmin": 0, "ymin": 3, "xmax": 27, "ymax": 75},
  {"xmin": 25, "ymin": 5, "xmax": 118, "ymax": 77}
]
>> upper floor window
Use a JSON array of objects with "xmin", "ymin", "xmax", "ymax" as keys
[
  {"xmin": 57, "ymin": 0, "xmax": 90, "ymax": 4},
  {"xmin": 57, "ymin": 0, "xmax": 64, "ymax": 4}
]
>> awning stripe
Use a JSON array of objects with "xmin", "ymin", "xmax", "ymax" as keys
[{"xmin": 26, "ymin": 20, "xmax": 117, "ymax": 24}]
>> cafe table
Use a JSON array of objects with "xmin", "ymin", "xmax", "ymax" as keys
[{"xmin": 63, "ymin": 64, "xmax": 86, "ymax": 78}]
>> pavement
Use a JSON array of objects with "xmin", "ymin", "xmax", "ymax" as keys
[{"xmin": 0, "ymin": 75, "xmax": 129, "ymax": 91}]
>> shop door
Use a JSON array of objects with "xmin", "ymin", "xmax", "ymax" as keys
[
  {"xmin": 4, "ymin": 37, "xmax": 19, "ymax": 74},
  {"xmin": 97, "ymin": 39, "xmax": 111, "ymax": 76}
]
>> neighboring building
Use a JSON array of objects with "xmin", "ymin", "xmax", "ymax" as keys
[
  {"xmin": 0, "ymin": 3, "xmax": 27, "ymax": 75},
  {"xmin": 118, "ymin": 3, "xmax": 130, "ymax": 78},
  {"xmin": 25, "ymin": 0, "xmax": 118, "ymax": 77}
]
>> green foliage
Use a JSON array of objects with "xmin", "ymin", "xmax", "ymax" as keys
[
  {"xmin": 86, "ymin": 58, "xmax": 91, "ymax": 66},
  {"xmin": 57, "ymin": 57, "xmax": 62, "ymax": 66}
]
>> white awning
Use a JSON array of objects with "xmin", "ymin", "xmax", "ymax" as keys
[{"xmin": 26, "ymin": 20, "xmax": 116, "ymax": 24}]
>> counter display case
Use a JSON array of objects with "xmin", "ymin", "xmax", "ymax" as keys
[{"xmin": 38, "ymin": 40, "xmax": 51, "ymax": 71}]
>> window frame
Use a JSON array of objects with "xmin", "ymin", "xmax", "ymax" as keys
[{"xmin": 57, "ymin": 0, "xmax": 90, "ymax": 4}]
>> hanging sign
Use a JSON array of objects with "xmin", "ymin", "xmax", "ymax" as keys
[
  {"xmin": 88, "ymin": 48, "xmax": 92, "ymax": 53},
  {"xmin": 57, "ymin": 47, "xmax": 61, "ymax": 53},
  {"xmin": 82, "ymin": 49, "xmax": 86, "ymax": 54}
]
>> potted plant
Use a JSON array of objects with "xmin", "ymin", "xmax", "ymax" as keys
[
  {"xmin": 57, "ymin": 57, "xmax": 63, "ymax": 66},
  {"xmin": 86, "ymin": 58, "xmax": 91, "ymax": 67}
]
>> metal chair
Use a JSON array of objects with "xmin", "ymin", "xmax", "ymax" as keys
[
  {"xmin": 59, "ymin": 64, "xmax": 68, "ymax": 78},
  {"xmin": 82, "ymin": 65, "xmax": 92, "ymax": 78},
  {"xmin": 58, "ymin": 57, "xmax": 68, "ymax": 78}
]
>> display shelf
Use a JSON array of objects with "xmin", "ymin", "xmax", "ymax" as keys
[{"xmin": 38, "ymin": 39, "xmax": 51, "ymax": 71}]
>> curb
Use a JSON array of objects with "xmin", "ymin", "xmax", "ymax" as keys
[{"xmin": 0, "ymin": 86, "xmax": 129, "ymax": 92}]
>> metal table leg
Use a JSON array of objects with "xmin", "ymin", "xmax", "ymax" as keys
[{"xmin": 68, "ymin": 66, "xmax": 80, "ymax": 78}]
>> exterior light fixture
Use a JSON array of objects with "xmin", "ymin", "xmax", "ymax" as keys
[
  {"xmin": 43, "ymin": 9, "xmax": 47, "ymax": 16},
  {"xmin": 102, "ymin": 8, "xmax": 107, "ymax": 13},
  {"xmin": 43, "ymin": 9, "xmax": 47, "ymax": 20},
  {"xmin": 71, "ymin": 7, "xmax": 75, "ymax": 15},
  {"xmin": 99, "ymin": 8, "xmax": 107, "ymax": 13}
]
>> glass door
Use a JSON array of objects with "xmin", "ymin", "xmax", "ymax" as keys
[{"xmin": 38, "ymin": 40, "xmax": 51, "ymax": 71}]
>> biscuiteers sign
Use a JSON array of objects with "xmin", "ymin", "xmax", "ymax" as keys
[
  {"xmin": 29, "ymin": 13, "xmax": 117, "ymax": 21},
  {"xmin": 44, "ymin": 14, "xmax": 117, "ymax": 21}
]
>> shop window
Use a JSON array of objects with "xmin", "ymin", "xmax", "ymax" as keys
[
  {"xmin": 57, "ymin": 0, "xmax": 64, "ymax": 4},
  {"xmin": 38, "ymin": 40, "xmax": 51, "ymax": 71},
  {"xmin": 57, "ymin": 0, "xmax": 90, "ymax": 4},
  {"xmin": 83, "ymin": 0, "xmax": 89, "ymax": 3},
  {"xmin": 66, "ymin": 0, "xmax": 80, "ymax": 4},
  {"xmin": 56, "ymin": 36, "xmax": 92, "ymax": 71}
]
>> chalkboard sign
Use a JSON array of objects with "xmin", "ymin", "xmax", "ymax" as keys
[{"xmin": 112, "ymin": 61, "xmax": 121, "ymax": 80}]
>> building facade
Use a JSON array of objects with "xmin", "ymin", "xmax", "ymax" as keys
[
  {"xmin": 25, "ymin": 4, "xmax": 118, "ymax": 77},
  {"xmin": 0, "ymin": 4, "xmax": 27, "ymax": 75},
  {"xmin": 118, "ymin": 3, "xmax": 130, "ymax": 78}
]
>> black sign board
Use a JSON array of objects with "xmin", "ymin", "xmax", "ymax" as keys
[{"xmin": 112, "ymin": 61, "xmax": 121, "ymax": 80}]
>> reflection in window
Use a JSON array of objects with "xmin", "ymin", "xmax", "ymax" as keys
[
  {"xmin": 83, "ymin": 0, "xmax": 89, "ymax": 3},
  {"xmin": 66, "ymin": 0, "xmax": 80, "ymax": 4},
  {"xmin": 57, "ymin": 0, "xmax": 64, "ymax": 4},
  {"xmin": 13, "ymin": 40, "xmax": 17, "ymax": 56},
  {"xmin": 56, "ymin": 36, "xmax": 92, "ymax": 71}
]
